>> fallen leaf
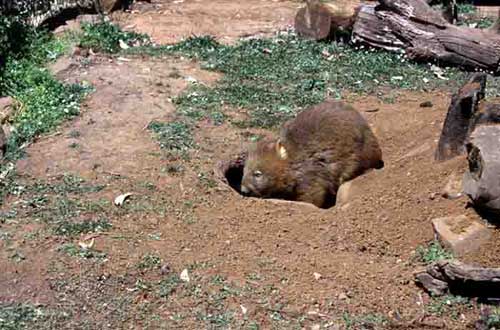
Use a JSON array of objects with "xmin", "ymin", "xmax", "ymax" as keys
[
  {"xmin": 78, "ymin": 238, "xmax": 95, "ymax": 250},
  {"xmin": 119, "ymin": 39, "xmax": 130, "ymax": 50},
  {"xmin": 114, "ymin": 193, "xmax": 133, "ymax": 206},
  {"xmin": 180, "ymin": 269, "xmax": 190, "ymax": 282},
  {"xmin": 240, "ymin": 305, "xmax": 247, "ymax": 315}
]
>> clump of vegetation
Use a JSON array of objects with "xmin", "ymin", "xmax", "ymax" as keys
[
  {"xmin": 53, "ymin": 217, "xmax": 111, "ymax": 236},
  {"xmin": 415, "ymin": 240, "xmax": 454, "ymax": 264},
  {"xmin": 80, "ymin": 21, "xmax": 150, "ymax": 53},
  {"xmin": 59, "ymin": 243, "xmax": 107, "ymax": 259},
  {"xmin": 427, "ymin": 295, "xmax": 471, "ymax": 319},
  {"xmin": 343, "ymin": 313, "xmax": 388, "ymax": 329},
  {"xmin": 0, "ymin": 18, "xmax": 90, "ymax": 161},
  {"xmin": 147, "ymin": 121, "xmax": 195, "ymax": 159},
  {"xmin": 137, "ymin": 253, "xmax": 162, "ymax": 270},
  {"xmin": 0, "ymin": 303, "xmax": 42, "ymax": 330}
]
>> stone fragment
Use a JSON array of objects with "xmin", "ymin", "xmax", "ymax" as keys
[{"xmin": 431, "ymin": 215, "xmax": 491, "ymax": 256}]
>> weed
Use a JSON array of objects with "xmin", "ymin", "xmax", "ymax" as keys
[
  {"xmin": 343, "ymin": 313, "xmax": 387, "ymax": 329},
  {"xmin": 415, "ymin": 240, "xmax": 453, "ymax": 264},
  {"xmin": 80, "ymin": 21, "xmax": 150, "ymax": 53},
  {"xmin": 58, "ymin": 243, "xmax": 107, "ymax": 259},
  {"xmin": 157, "ymin": 274, "xmax": 182, "ymax": 298},
  {"xmin": 138, "ymin": 253, "xmax": 162, "ymax": 270},
  {"xmin": 427, "ymin": 295, "xmax": 471, "ymax": 319},
  {"xmin": 147, "ymin": 120, "xmax": 194, "ymax": 159},
  {"xmin": 53, "ymin": 218, "xmax": 111, "ymax": 236},
  {"xmin": 0, "ymin": 303, "xmax": 42, "ymax": 330},
  {"xmin": 69, "ymin": 142, "xmax": 79, "ymax": 149}
]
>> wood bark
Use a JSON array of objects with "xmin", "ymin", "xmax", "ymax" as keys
[
  {"xmin": 294, "ymin": 0, "xmax": 360, "ymax": 40},
  {"xmin": 296, "ymin": 0, "xmax": 500, "ymax": 73},
  {"xmin": 415, "ymin": 260, "xmax": 500, "ymax": 297},
  {"xmin": 434, "ymin": 73, "xmax": 486, "ymax": 161}
]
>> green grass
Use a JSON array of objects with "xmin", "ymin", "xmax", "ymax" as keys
[
  {"xmin": 78, "ymin": 21, "xmax": 472, "ymax": 129},
  {"xmin": 427, "ymin": 295, "xmax": 471, "ymax": 319},
  {"xmin": 53, "ymin": 217, "xmax": 111, "ymax": 236},
  {"xmin": 147, "ymin": 121, "xmax": 195, "ymax": 159},
  {"xmin": 343, "ymin": 313, "xmax": 388, "ymax": 330},
  {"xmin": 80, "ymin": 21, "xmax": 150, "ymax": 53},
  {"xmin": 0, "ymin": 304, "xmax": 42, "ymax": 330},
  {"xmin": 415, "ymin": 240, "xmax": 454, "ymax": 264},
  {"xmin": 58, "ymin": 243, "xmax": 107, "ymax": 259},
  {"xmin": 137, "ymin": 253, "xmax": 162, "ymax": 270}
]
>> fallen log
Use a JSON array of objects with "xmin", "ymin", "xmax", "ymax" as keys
[
  {"xmin": 295, "ymin": 0, "xmax": 500, "ymax": 73},
  {"xmin": 415, "ymin": 260, "xmax": 500, "ymax": 297},
  {"xmin": 434, "ymin": 73, "xmax": 486, "ymax": 161}
]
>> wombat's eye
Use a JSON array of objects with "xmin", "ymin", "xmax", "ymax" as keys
[{"xmin": 253, "ymin": 170, "xmax": 263, "ymax": 178}]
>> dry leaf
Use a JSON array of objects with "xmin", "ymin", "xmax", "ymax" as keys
[
  {"xmin": 78, "ymin": 238, "xmax": 95, "ymax": 250},
  {"xmin": 240, "ymin": 305, "xmax": 247, "ymax": 315},
  {"xmin": 180, "ymin": 269, "xmax": 190, "ymax": 282},
  {"xmin": 119, "ymin": 40, "xmax": 130, "ymax": 50},
  {"xmin": 114, "ymin": 193, "xmax": 133, "ymax": 206}
]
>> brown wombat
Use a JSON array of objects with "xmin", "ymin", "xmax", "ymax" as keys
[{"xmin": 240, "ymin": 100, "xmax": 383, "ymax": 208}]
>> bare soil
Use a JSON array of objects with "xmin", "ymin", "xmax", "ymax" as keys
[{"xmin": 1, "ymin": 0, "xmax": 499, "ymax": 329}]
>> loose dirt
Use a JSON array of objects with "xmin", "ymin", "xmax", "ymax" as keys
[{"xmin": 1, "ymin": 0, "xmax": 498, "ymax": 329}]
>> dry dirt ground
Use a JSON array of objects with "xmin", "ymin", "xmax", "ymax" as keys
[{"xmin": 1, "ymin": 0, "xmax": 498, "ymax": 329}]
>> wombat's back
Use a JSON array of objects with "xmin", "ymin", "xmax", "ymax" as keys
[{"xmin": 280, "ymin": 100, "xmax": 383, "ymax": 181}]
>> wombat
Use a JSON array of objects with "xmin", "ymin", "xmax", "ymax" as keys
[{"xmin": 240, "ymin": 100, "xmax": 383, "ymax": 208}]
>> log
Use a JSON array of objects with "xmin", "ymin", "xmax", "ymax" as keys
[
  {"xmin": 415, "ymin": 260, "xmax": 500, "ymax": 297},
  {"xmin": 463, "ymin": 125, "xmax": 500, "ymax": 215},
  {"xmin": 294, "ymin": 0, "xmax": 360, "ymax": 41},
  {"xmin": 434, "ymin": 73, "xmax": 486, "ymax": 161},
  {"xmin": 294, "ymin": 0, "xmax": 500, "ymax": 73}
]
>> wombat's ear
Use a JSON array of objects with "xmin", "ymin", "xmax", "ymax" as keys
[{"xmin": 276, "ymin": 139, "xmax": 288, "ymax": 160}]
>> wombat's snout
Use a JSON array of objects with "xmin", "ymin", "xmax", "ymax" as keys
[{"xmin": 240, "ymin": 185, "xmax": 250, "ymax": 195}]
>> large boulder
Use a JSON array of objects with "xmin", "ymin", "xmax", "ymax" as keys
[{"xmin": 463, "ymin": 125, "xmax": 500, "ymax": 214}]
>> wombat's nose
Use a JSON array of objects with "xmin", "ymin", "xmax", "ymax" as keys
[{"xmin": 240, "ymin": 185, "xmax": 250, "ymax": 194}]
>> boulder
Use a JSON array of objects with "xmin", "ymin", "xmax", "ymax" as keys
[
  {"xmin": 463, "ymin": 125, "xmax": 500, "ymax": 214},
  {"xmin": 432, "ymin": 215, "xmax": 491, "ymax": 256}
]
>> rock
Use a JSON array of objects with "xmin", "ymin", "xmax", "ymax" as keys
[
  {"xmin": 336, "ymin": 177, "xmax": 364, "ymax": 206},
  {"xmin": 338, "ymin": 292, "xmax": 348, "ymax": 300},
  {"xmin": 0, "ymin": 97, "xmax": 14, "ymax": 124},
  {"xmin": 431, "ymin": 215, "xmax": 491, "ymax": 256},
  {"xmin": 420, "ymin": 101, "xmax": 433, "ymax": 108},
  {"xmin": 441, "ymin": 172, "xmax": 463, "ymax": 200},
  {"xmin": 100, "ymin": 0, "xmax": 124, "ymax": 12},
  {"xmin": 463, "ymin": 125, "xmax": 500, "ymax": 214}
]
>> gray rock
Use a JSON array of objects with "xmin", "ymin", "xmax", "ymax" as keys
[{"xmin": 463, "ymin": 125, "xmax": 500, "ymax": 214}]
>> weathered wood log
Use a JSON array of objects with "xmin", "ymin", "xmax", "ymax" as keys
[
  {"xmin": 463, "ymin": 125, "xmax": 500, "ymax": 215},
  {"xmin": 434, "ymin": 73, "xmax": 486, "ymax": 161},
  {"xmin": 415, "ymin": 260, "xmax": 500, "ymax": 297},
  {"xmin": 0, "ymin": 0, "xmax": 124, "ymax": 27},
  {"xmin": 296, "ymin": 0, "xmax": 500, "ymax": 73},
  {"xmin": 294, "ymin": 0, "xmax": 360, "ymax": 41}
]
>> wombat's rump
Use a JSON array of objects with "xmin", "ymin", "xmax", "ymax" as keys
[{"xmin": 240, "ymin": 100, "xmax": 383, "ymax": 208}]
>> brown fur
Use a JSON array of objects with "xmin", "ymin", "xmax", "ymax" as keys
[{"xmin": 241, "ymin": 100, "xmax": 383, "ymax": 208}]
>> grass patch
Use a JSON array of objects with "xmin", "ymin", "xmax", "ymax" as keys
[
  {"xmin": 0, "ymin": 303, "xmax": 43, "ymax": 330},
  {"xmin": 137, "ymin": 253, "xmax": 162, "ymax": 270},
  {"xmin": 80, "ymin": 21, "xmax": 150, "ymax": 53},
  {"xmin": 343, "ymin": 313, "xmax": 388, "ymax": 330},
  {"xmin": 427, "ymin": 295, "xmax": 471, "ymax": 319},
  {"xmin": 78, "ymin": 22, "xmax": 471, "ymax": 129},
  {"xmin": 157, "ymin": 274, "xmax": 183, "ymax": 298},
  {"xmin": 53, "ymin": 217, "xmax": 111, "ymax": 236},
  {"xmin": 147, "ymin": 120, "xmax": 194, "ymax": 159},
  {"xmin": 59, "ymin": 243, "xmax": 107, "ymax": 259},
  {"xmin": 414, "ymin": 240, "xmax": 454, "ymax": 264}
]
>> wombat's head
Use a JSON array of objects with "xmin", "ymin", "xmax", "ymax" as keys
[{"xmin": 241, "ymin": 138, "xmax": 290, "ymax": 198}]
